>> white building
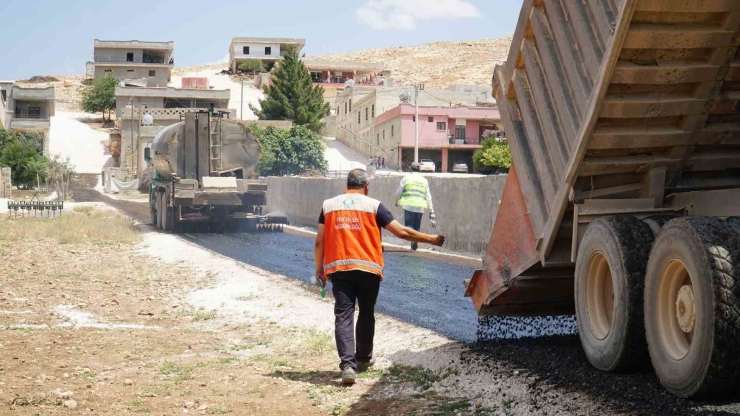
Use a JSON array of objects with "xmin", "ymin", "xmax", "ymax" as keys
[{"xmin": 228, "ymin": 37, "xmax": 305, "ymax": 72}]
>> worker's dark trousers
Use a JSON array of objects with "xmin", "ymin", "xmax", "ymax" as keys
[
  {"xmin": 404, "ymin": 210, "xmax": 423, "ymax": 231},
  {"xmin": 331, "ymin": 270, "xmax": 381, "ymax": 370}
]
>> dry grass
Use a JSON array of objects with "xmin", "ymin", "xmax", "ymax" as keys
[{"xmin": 0, "ymin": 209, "xmax": 140, "ymax": 245}]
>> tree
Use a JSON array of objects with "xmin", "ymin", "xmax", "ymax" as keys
[
  {"xmin": 238, "ymin": 59, "xmax": 265, "ymax": 74},
  {"xmin": 82, "ymin": 75, "xmax": 117, "ymax": 121},
  {"xmin": 251, "ymin": 125, "xmax": 327, "ymax": 176},
  {"xmin": 0, "ymin": 130, "xmax": 48, "ymax": 188},
  {"xmin": 46, "ymin": 155, "xmax": 75, "ymax": 201},
  {"xmin": 473, "ymin": 137, "xmax": 512, "ymax": 174},
  {"xmin": 0, "ymin": 141, "xmax": 46, "ymax": 187},
  {"xmin": 250, "ymin": 46, "xmax": 330, "ymax": 133}
]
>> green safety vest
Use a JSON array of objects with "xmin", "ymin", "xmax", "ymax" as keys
[{"xmin": 398, "ymin": 174, "xmax": 429, "ymax": 209}]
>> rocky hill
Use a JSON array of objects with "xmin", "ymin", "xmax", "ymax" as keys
[
  {"xmin": 310, "ymin": 37, "xmax": 512, "ymax": 89},
  {"xmin": 23, "ymin": 37, "xmax": 512, "ymax": 111}
]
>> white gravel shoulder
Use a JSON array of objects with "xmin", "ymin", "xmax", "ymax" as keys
[{"xmin": 137, "ymin": 229, "xmax": 535, "ymax": 412}]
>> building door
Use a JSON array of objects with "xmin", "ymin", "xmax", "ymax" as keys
[{"xmin": 455, "ymin": 125, "xmax": 466, "ymax": 142}]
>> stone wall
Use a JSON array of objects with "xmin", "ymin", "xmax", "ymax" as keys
[{"xmin": 265, "ymin": 174, "xmax": 507, "ymax": 254}]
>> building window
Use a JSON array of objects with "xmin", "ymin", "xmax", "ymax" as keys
[
  {"xmin": 428, "ymin": 116, "xmax": 434, "ymax": 122},
  {"xmin": 365, "ymin": 107, "xmax": 368, "ymax": 121},
  {"xmin": 1, "ymin": 90, "xmax": 6, "ymax": 103},
  {"xmin": 377, "ymin": 134, "xmax": 379, "ymax": 145},
  {"xmin": 371, "ymin": 105, "xmax": 375, "ymax": 118},
  {"xmin": 437, "ymin": 122, "xmax": 447, "ymax": 131},
  {"xmin": 265, "ymin": 46, "xmax": 272, "ymax": 55},
  {"xmin": 358, "ymin": 111, "xmax": 361, "ymax": 124},
  {"xmin": 28, "ymin": 107, "xmax": 41, "ymax": 119},
  {"xmin": 104, "ymin": 69, "xmax": 112, "ymax": 75},
  {"xmin": 126, "ymin": 52, "xmax": 134, "ymax": 62},
  {"xmin": 344, "ymin": 102, "xmax": 347, "ymax": 114},
  {"xmin": 127, "ymin": 70, "xmax": 135, "ymax": 78},
  {"xmin": 149, "ymin": 70, "xmax": 156, "ymax": 77},
  {"xmin": 243, "ymin": 46, "xmax": 250, "ymax": 55},
  {"xmin": 349, "ymin": 99, "xmax": 352, "ymax": 111},
  {"xmin": 391, "ymin": 125, "xmax": 394, "ymax": 137},
  {"xmin": 413, "ymin": 116, "xmax": 416, "ymax": 122},
  {"xmin": 455, "ymin": 125, "xmax": 466, "ymax": 140},
  {"xmin": 383, "ymin": 130, "xmax": 385, "ymax": 139}
]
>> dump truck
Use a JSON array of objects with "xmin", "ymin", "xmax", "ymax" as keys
[
  {"xmin": 146, "ymin": 111, "xmax": 287, "ymax": 232},
  {"xmin": 465, "ymin": 0, "xmax": 740, "ymax": 398}
]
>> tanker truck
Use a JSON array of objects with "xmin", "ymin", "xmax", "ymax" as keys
[
  {"xmin": 145, "ymin": 111, "xmax": 287, "ymax": 232},
  {"xmin": 466, "ymin": 0, "xmax": 740, "ymax": 398}
]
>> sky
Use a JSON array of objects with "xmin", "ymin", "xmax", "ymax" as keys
[{"xmin": 0, "ymin": 0, "xmax": 520, "ymax": 80}]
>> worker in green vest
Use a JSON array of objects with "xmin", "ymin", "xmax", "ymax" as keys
[{"xmin": 395, "ymin": 162, "xmax": 436, "ymax": 251}]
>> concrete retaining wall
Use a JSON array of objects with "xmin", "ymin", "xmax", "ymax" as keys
[{"xmin": 265, "ymin": 174, "xmax": 507, "ymax": 254}]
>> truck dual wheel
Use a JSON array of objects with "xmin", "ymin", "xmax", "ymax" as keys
[
  {"xmin": 575, "ymin": 216, "xmax": 654, "ymax": 371},
  {"xmin": 644, "ymin": 217, "xmax": 740, "ymax": 397}
]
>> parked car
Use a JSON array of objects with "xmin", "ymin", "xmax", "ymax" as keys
[
  {"xmin": 452, "ymin": 162, "xmax": 469, "ymax": 173},
  {"xmin": 419, "ymin": 159, "xmax": 436, "ymax": 172}
]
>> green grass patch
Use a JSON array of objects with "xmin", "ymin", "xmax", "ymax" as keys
[
  {"xmin": 358, "ymin": 368, "xmax": 386, "ymax": 379},
  {"xmin": 207, "ymin": 408, "xmax": 229, "ymax": 414},
  {"xmin": 388, "ymin": 365, "xmax": 440, "ymax": 390}
]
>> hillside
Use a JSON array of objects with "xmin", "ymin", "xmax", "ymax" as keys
[
  {"xmin": 20, "ymin": 37, "xmax": 512, "ymax": 111},
  {"xmin": 310, "ymin": 37, "xmax": 512, "ymax": 89}
]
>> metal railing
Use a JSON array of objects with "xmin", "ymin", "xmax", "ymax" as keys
[{"xmin": 337, "ymin": 126, "xmax": 399, "ymax": 171}]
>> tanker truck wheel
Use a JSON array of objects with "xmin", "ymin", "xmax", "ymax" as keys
[
  {"xmin": 575, "ymin": 215, "xmax": 654, "ymax": 371},
  {"xmin": 644, "ymin": 217, "xmax": 740, "ymax": 397}
]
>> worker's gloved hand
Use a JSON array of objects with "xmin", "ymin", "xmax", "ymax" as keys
[{"xmin": 430, "ymin": 213, "xmax": 437, "ymax": 228}]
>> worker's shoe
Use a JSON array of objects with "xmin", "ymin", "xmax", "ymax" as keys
[
  {"xmin": 357, "ymin": 357, "xmax": 375, "ymax": 373},
  {"xmin": 341, "ymin": 366, "xmax": 356, "ymax": 385},
  {"xmin": 411, "ymin": 242, "xmax": 418, "ymax": 251}
]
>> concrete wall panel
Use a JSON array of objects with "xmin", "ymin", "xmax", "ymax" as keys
[{"xmin": 265, "ymin": 174, "xmax": 506, "ymax": 254}]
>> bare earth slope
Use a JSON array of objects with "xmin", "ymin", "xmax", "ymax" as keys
[{"xmin": 309, "ymin": 37, "xmax": 512, "ymax": 89}]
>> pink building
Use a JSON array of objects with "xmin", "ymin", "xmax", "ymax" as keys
[{"xmin": 372, "ymin": 104, "xmax": 502, "ymax": 172}]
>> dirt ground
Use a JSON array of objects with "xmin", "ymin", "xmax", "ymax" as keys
[{"xmin": 0, "ymin": 208, "xmax": 496, "ymax": 416}]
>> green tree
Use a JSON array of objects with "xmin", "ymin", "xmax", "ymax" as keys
[
  {"xmin": 82, "ymin": 75, "xmax": 117, "ymax": 121},
  {"xmin": 473, "ymin": 137, "xmax": 512, "ymax": 174},
  {"xmin": 238, "ymin": 59, "xmax": 265, "ymax": 74},
  {"xmin": 250, "ymin": 46, "xmax": 330, "ymax": 133},
  {"xmin": 0, "ymin": 140, "xmax": 47, "ymax": 187},
  {"xmin": 252, "ymin": 125, "xmax": 327, "ymax": 176}
]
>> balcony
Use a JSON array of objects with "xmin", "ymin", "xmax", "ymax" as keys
[{"xmin": 10, "ymin": 118, "xmax": 50, "ymax": 130}]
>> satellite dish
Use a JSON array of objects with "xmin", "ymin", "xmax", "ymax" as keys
[
  {"xmin": 344, "ymin": 79, "xmax": 355, "ymax": 87},
  {"xmin": 142, "ymin": 113, "xmax": 154, "ymax": 126},
  {"xmin": 399, "ymin": 91, "xmax": 412, "ymax": 103}
]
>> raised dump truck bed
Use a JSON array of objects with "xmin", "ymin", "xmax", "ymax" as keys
[{"xmin": 467, "ymin": 0, "xmax": 740, "ymax": 398}]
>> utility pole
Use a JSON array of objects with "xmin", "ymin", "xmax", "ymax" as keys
[{"xmin": 414, "ymin": 84, "xmax": 419, "ymax": 163}]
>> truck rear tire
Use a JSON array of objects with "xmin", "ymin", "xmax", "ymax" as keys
[
  {"xmin": 575, "ymin": 215, "xmax": 654, "ymax": 371},
  {"xmin": 150, "ymin": 196, "xmax": 157, "ymax": 227},
  {"xmin": 644, "ymin": 217, "xmax": 740, "ymax": 397}
]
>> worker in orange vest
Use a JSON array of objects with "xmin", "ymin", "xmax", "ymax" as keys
[{"xmin": 314, "ymin": 169, "xmax": 445, "ymax": 385}]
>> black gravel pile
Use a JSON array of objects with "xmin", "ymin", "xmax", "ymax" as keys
[
  {"xmin": 477, "ymin": 315, "xmax": 577, "ymax": 340},
  {"xmin": 463, "ymin": 336, "xmax": 740, "ymax": 415}
]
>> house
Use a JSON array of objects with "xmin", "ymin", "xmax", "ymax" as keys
[
  {"xmin": 303, "ymin": 60, "xmax": 389, "ymax": 105},
  {"xmin": 0, "ymin": 82, "xmax": 55, "ymax": 154},
  {"xmin": 335, "ymin": 85, "xmax": 497, "ymax": 171},
  {"xmin": 87, "ymin": 39, "xmax": 174, "ymax": 87},
  {"xmin": 114, "ymin": 82, "xmax": 231, "ymax": 118},
  {"xmin": 229, "ymin": 37, "xmax": 305, "ymax": 73},
  {"xmin": 372, "ymin": 104, "xmax": 502, "ymax": 173}
]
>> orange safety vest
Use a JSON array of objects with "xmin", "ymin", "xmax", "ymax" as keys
[{"xmin": 322, "ymin": 189, "xmax": 384, "ymax": 279}]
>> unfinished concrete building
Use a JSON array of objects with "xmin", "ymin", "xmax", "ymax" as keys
[
  {"xmin": 88, "ymin": 40, "xmax": 174, "ymax": 87},
  {"xmin": 0, "ymin": 82, "xmax": 55, "ymax": 154},
  {"xmin": 229, "ymin": 37, "xmax": 305, "ymax": 73},
  {"xmin": 114, "ymin": 84, "xmax": 231, "ymax": 118}
]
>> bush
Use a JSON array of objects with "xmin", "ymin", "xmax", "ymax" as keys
[
  {"xmin": 251, "ymin": 125, "xmax": 327, "ymax": 176},
  {"xmin": 238, "ymin": 59, "xmax": 265, "ymax": 73},
  {"xmin": 473, "ymin": 137, "xmax": 512, "ymax": 174}
]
